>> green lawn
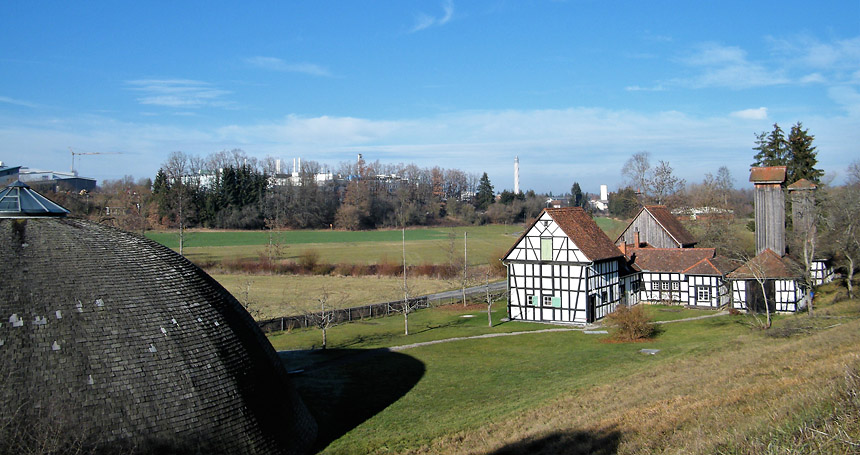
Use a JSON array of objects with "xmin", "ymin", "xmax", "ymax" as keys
[
  {"xmin": 268, "ymin": 303, "xmax": 720, "ymax": 352},
  {"xmin": 279, "ymin": 304, "xmax": 738, "ymax": 453},
  {"xmin": 146, "ymin": 224, "xmax": 520, "ymax": 266},
  {"xmin": 146, "ymin": 218, "xmax": 628, "ymax": 266},
  {"xmin": 273, "ymin": 287, "xmax": 860, "ymax": 454}
]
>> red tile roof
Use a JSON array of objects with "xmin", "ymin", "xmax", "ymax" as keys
[
  {"xmin": 787, "ymin": 178, "xmax": 817, "ymax": 190},
  {"xmin": 683, "ymin": 256, "xmax": 742, "ymax": 276},
  {"xmin": 749, "ymin": 166, "xmax": 787, "ymax": 183},
  {"xmin": 627, "ymin": 247, "xmax": 716, "ymax": 273},
  {"xmin": 644, "ymin": 205, "xmax": 697, "ymax": 246},
  {"xmin": 544, "ymin": 207, "xmax": 623, "ymax": 261},
  {"xmin": 726, "ymin": 249, "xmax": 801, "ymax": 279}
]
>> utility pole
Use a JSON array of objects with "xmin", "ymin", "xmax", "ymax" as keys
[{"xmin": 463, "ymin": 231, "xmax": 468, "ymax": 306}]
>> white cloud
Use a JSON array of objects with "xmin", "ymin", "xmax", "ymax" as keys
[
  {"xmin": 2, "ymin": 103, "xmax": 856, "ymax": 192},
  {"xmin": 126, "ymin": 79, "xmax": 231, "ymax": 108},
  {"xmin": 410, "ymin": 0, "xmax": 454, "ymax": 32},
  {"xmin": 828, "ymin": 86, "xmax": 860, "ymax": 116},
  {"xmin": 678, "ymin": 42, "xmax": 789, "ymax": 89},
  {"xmin": 770, "ymin": 35, "xmax": 860, "ymax": 72},
  {"xmin": 799, "ymin": 73, "xmax": 826, "ymax": 84},
  {"xmin": 730, "ymin": 107, "xmax": 768, "ymax": 120},
  {"xmin": 0, "ymin": 96, "xmax": 41, "ymax": 108},
  {"xmin": 625, "ymin": 85, "xmax": 665, "ymax": 92},
  {"xmin": 245, "ymin": 56, "xmax": 332, "ymax": 77}
]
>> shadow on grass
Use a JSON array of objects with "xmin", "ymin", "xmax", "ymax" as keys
[
  {"xmin": 488, "ymin": 428, "xmax": 622, "ymax": 455},
  {"xmin": 283, "ymin": 349, "xmax": 425, "ymax": 453}
]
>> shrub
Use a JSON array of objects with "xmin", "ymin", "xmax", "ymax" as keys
[
  {"xmin": 333, "ymin": 263, "xmax": 355, "ymax": 276},
  {"xmin": 312, "ymin": 263, "xmax": 335, "ymax": 275},
  {"xmin": 298, "ymin": 249, "xmax": 321, "ymax": 273},
  {"xmin": 488, "ymin": 246, "xmax": 508, "ymax": 277},
  {"xmin": 606, "ymin": 305, "xmax": 656, "ymax": 342},
  {"xmin": 415, "ymin": 262, "xmax": 437, "ymax": 277},
  {"xmin": 377, "ymin": 256, "xmax": 402, "ymax": 277}
]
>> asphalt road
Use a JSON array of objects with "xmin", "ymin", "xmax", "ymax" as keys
[{"xmin": 423, "ymin": 280, "xmax": 506, "ymax": 302}]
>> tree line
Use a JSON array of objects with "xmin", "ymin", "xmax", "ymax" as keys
[{"xmin": 59, "ymin": 149, "xmax": 550, "ymax": 232}]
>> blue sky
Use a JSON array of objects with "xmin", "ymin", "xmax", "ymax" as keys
[{"xmin": 1, "ymin": 1, "xmax": 858, "ymax": 195}]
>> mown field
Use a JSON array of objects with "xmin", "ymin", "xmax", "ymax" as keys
[
  {"xmin": 146, "ymin": 219, "xmax": 630, "ymax": 266},
  {"xmin": 273, "ymin": 282, "xmax": 860, "ymax": 454},
  {"xmin": 214, "ymin": 274, "xmax": 460, "ymax": 320}
]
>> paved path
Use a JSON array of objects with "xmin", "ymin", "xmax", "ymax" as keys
[{"xmin": 423, "ymin": 281, "xmax": 506, "ymax": 303}]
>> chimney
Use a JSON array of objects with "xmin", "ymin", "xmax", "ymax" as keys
[
  {"xmin": 633, "ymin": 230, "xmax": 640, "ymax": 247},
  {"xmin": 600, "ymin": 184, "xmax": 608, "ymax": 202},
  {"xmin": 619, "ymin": 241, "xmax": 627, "ymax": 256}
]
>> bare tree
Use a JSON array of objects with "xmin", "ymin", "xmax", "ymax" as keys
[
  {"xmin": 650, "ymin": 160, "xmax": 685, "ymax": 206},
  {"xmin": 237, "ymin": 278, "xmax": 263, "ymax": 320},
  {"xmin": 621, "ymin": 151, "xmax": 652, "ymax": 195},
  {"xmin": 789, "ymin": 184, "xmax": 825, "ymax": 316},
  {"xmin": 733, "ymin": 252, "xmax": 773, "ymax": 329},
  {"xmin": 311, "ymin": 290, "xmax": 336, "ymax": 349},
  {"xmin": 824, "ymin": 171, "xmax": 860, "ymax": 298},
  {"xmin": 484, "ymin": 269, "xmax": 505, "ymax": 327},
  {"xmin": 161, "ymin": 151, "xmax": 195, "ymax": 255}
]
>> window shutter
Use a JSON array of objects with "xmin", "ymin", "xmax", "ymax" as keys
[{"xmin": 540, "ymin": 238, "xmax": 552, "ymax": 261}]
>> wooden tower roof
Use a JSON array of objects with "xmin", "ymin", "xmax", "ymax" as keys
[{"xmin": 749, "ymin": 166, "xmax": 787, "ymax": 184}]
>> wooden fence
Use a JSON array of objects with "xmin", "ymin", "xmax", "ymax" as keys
[{"xmin": 256, "ymin": 297, "xmax": 430, "ymax": 333}]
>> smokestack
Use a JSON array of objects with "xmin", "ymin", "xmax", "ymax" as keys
[
  {"xmin": 293, "ymin": 158, "xmax": 297, "ymax": 176},
  {"xmin": 514, "ymin": 156, "xmax": 520, "ymax": 194},
  {"xmin": 276, "ymin": 159, "xmax": 281, "ymax": 174},
  {"xmin": 298, "ymin": 157, "xmax": 301, "ymax": 173},
  {"xmin": 600, "ymin": 184, "xmax": 608, "ymax": 202}
]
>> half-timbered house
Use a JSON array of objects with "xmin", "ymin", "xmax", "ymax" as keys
[
  {"xmin": 727, "ymin": 249, "xmax": 804, "ymax": 312},
  {"xmin": 615, "ymin": 205, "xmax": 697, "ymax": 249},
  {"xmin": 619, "ymin": 244, "xmax": 740, "ymax": 308},
  {"xmin": 503, "ymin": 207, "xmax": 628, "ymax": 324},
  {"xmin": 682, "ymin": 256, "xmax": 741, "ymax": 308}
]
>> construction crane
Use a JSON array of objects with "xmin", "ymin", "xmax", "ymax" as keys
[{"xmin": 69, "ymin": 147, "xmax": 122, "ymax": 175}]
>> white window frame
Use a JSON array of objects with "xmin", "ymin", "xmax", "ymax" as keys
[{"xmin": 697, "ymin": 286, "xmax": 711, "ymax": 302}]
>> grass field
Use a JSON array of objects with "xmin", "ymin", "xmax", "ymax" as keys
[
  {"xmin": 146, "ymin": 219, "xmax": 630, "ymax": 266},
  {"xmin": 273, "ymin": 282, "xmax": 860, "ymax": 454},
  {"xmin": 214, "ymin": 273, "xmax": 462, "ymax": 320}
]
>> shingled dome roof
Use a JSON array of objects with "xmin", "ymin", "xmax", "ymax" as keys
[
  {"xmin": 0, "ymin": 216, "xmax": 316, "ymax": 453},
  {"xmin": 0, "ymin": 181, "xmax": 70, "ymax": 217}
]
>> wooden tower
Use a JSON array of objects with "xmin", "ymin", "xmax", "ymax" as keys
[
  {"xmin": 750, "ymin": 166, "xmax": 787, "ymax": 256},
  {"xmin": 787, "ymin": 178, "xmax": 817, "ymax": 236}
]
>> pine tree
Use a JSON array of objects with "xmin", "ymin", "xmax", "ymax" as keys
[
  {"xmin": 570, "ymin": 182, "xmax": 583, "ymax": 207},
  {"xmin": 474, "ymin": 173, "xmax": 495, "ymax": 210},
  {"xmin": 752, "ymin": 123, "xmax": 789, "ymax": 167},
  {"xmin": 787, "ymin": 122, "xmax": 823, "ymax": 184},
  {"xmin": 151, "ymin": 169, "xmax": 170, "ymax": 218}
]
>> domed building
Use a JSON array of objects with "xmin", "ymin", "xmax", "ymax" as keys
[{"xmin": 0, "ymin": 182, "xmax": 316, "ymax": 454}]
